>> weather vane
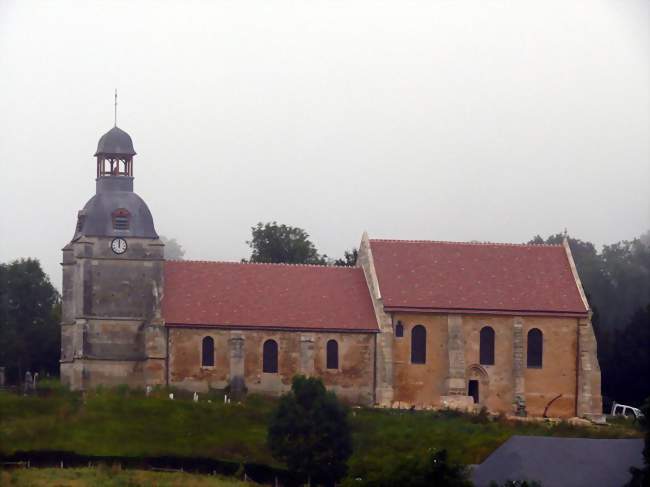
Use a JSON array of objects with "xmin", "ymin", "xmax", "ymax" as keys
[{"xmin": 114, "ymin": 89, "xmax": 118, "ymax": 127}]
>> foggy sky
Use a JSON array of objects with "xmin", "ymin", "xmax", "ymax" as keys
[{"xmin": 1, "ymin": 0, "xmax": 648, "ymax": 290}]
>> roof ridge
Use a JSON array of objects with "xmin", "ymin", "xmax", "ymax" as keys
[
  {"xmin": 369, "ymin": 238, "xmax": 563, "ymax": 248},
  {"xmin": 165, "ymin": 259, "xmax": 361, "ymax": 269}
]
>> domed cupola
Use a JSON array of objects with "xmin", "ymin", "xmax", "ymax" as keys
[
  {"xmin": 73, "ymin": 124, "xmax": 158, "ymax": 240},
  {"xmin": 95, "ymin": 126, "xmax": 137, "ymax": 158}
]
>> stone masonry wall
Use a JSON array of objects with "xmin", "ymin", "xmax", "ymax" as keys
[
  {"xmin": 391, "ymin": 312, "xmax": 580, "ymax": 418},
  {"xmin": 168, "ymin": 327, "xmax": 376, "ymax": 405}
]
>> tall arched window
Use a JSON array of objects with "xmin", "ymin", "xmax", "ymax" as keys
[
  {"xmin": 201, "ymin": 336, "xmax": 214, "ymax": 367},
  {"xmin": 263, "ymin": 339, "xmax": 278, "ymax": 373},
  {"xmin": 411, "ymin": 325, "xmax": 427, "ymax": 364},
  {"xmin": 527, "ymin": 329, "xmax": 543, "ymax": 368},
  {"xmin": 326, "ymin": 339, "xmax": 339, "ymax": 369},
  {"xmin": 395, "ymin": 321, "xmax": 404, "ymax": 338},
  {"xmin": 479, "ymin": 326, "xmax": 495, "ymax": 365}
]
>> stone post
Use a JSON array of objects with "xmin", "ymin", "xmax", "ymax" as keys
[
  {"xmin": 577, "ymin": 314, "xmax": 603, "ymax": 419},
  {"xmin": 357, "ymin": 232, "xmax": 394, "ymax": 406},
  {"xmin": 512, "ymin": 317, "xmax": 526, "ymax": 415},
  {"xmin": 300, "ymin": 334, "xmax": 315, "ymax": 376},
  {"xmin": 446, "ymin": 314, "xmax": 466, "ymax": 395},
  {"xmin": 229, "ymin": 332, "xmax": 246, "ymax": 397}
]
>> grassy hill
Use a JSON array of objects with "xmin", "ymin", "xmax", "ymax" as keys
[
  {"xmin": 0, "ymin": 381, "xmax": 640, "ymax": 482},
  {"xmin": 0, "ymin": 467, "xmax": 254, "ymax": 487}
]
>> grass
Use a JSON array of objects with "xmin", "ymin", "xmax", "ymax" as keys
[
  {"xmin": 0, "ymin": 467, "xmax": 254, "ymax": 486},
  {"xmin": 0, "ymin": 381, "xmax": 642, "ymax": 481}
]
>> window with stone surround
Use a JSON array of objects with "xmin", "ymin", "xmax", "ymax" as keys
[
  {"xmin": 263, "ymin": 339, "xmax": 278, "ymax": 373},
  {"xmin": 201, "ymin": 336, "xmax": 214, "ymax": 367},
  {"xmin": 326, "ymin": 339, "xmax": 339, "ymax": 369},
  {"xmin": 479, "ymin": 326, "xmax": 495, "ymax": 365},
  {"xmin": 395, "ymin": 321, "xmax": 404, "ymax": 338},
  {"xmin": 527, "ymin": 328, "xmax": 543, "ymax": 368},
  {"xmin": 411, "ymin": 325, "xmax": 426, "ymax": 364}
]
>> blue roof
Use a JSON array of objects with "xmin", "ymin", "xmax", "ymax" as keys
[{"xmin": 472, "ymin": 435, "xmax": 644, "ymax": 487}]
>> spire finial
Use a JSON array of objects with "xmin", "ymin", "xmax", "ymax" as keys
[{"xmin": 114, "ymin": 89, "xmax": 118, "ymax": 127}]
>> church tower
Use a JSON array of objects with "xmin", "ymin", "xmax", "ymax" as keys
[{"xmin": 60, "ymin": 124, "xmax": 166, "ymax": 390}]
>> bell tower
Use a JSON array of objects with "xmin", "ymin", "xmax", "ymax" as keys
[{"xmin": 60, "ymin": 121, "xmax": 166, "ymax": 390}]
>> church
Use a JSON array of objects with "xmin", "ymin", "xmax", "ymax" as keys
[{"xmin": 60, "ymin": 125, "xmax": 603, "ymax": 419}]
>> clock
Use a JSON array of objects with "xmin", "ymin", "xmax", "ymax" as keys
[{"xmin": 111, "ymin": 237, "xmax": 128, "ymax": 254}]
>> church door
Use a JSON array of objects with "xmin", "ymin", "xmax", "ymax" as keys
[{"xmin": 468, "ymin": 380, "xmax": 479, "ymax": 404}]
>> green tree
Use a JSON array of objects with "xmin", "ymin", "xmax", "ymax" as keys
[
  {"xmin": 246, "ymin": 222, "xmax": 326, "ymax": 264},
  {"xmin": 346, "ymin": 450, "xmax": 471, "ymax": 487},
  {"xmin": 334, "ymin": 248, "xmax": 359, "ymax": 267},
  {"xmin": 625, "ymin": 397, "xmax": 649, "ymax": 486},
  {"xmin": 159, "ymin": 235, "xmax": 186, "ymax": 260},
  {"xmin": 0, "ymin": 259, "xmax": 60, "ymax": 383},
  {"xmin": 268, "ymin": 376, "xmax": 352, "ymax": 485}
]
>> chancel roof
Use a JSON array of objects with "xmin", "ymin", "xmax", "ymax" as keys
[
  {"xmin": 162, "ymin": 260, "xmax": 378, "ymax": 332},
  {"xmin": 369, "ymin": 239, "xmax": 589, "ymax": 317}
]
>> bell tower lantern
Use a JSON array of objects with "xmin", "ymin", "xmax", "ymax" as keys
[{"xmin": 94, "ymin": 126, "xmax": 136, "ymax": 177}]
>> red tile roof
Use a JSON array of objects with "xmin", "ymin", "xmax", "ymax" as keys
[
  {"xmin": 163, "ymin": 261, "xmax": 378, "ymax": 332},
  {"xmin": 369, "ymin": 239, "xmax": 588, "ymax": 317}
]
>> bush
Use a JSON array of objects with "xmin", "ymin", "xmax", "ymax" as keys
[
  {"xmin": 344, "ymin": 449, "xmax": 471, "ymax": 487},
  {"xmin": 267, "ymin": 376, "xmax": 352, "ymax": 485}
]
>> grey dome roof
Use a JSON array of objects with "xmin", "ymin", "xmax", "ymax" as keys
[
  {"xmin": 94, "ymin": 126, "xmax": 136, "ymax": 156},
  {"xmin": 74, "ymin": 188, "xmax": 158, "ymax": 239}
]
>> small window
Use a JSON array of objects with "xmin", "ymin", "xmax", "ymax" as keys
[
  {"xmin": 527, "ymin": 328, "xmax": 543, "ymax": 368},
  {"xmin": 411, "ymin": 325, "xmax": 426, "ymax": 364},
  {"xmin": 112, "ymin": 208, "xmax": 130, "ymax": 230},
  {"xmin": 395, "ymin": 321, "xmax": 404, "ymax": 338},
  {"xmin": 201, "ymin": 336, "xmax": 214, "ymax": 366},
  {"xmin": 479, "ymin": 326, "xmax": 495, "ymax": 365},
  {"xmin": 263, "ymin": 339, "xmax": 278, "ymax": 373},
  {"xmin": 326, "ymin": 339, "xmax": 339, "ymax": 369}
]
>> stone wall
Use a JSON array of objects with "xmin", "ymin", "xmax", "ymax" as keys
[
  {"xmin": 391, "ymin": 312, "xmax": 581, "ymax": 418},
  {"xmin": 60, "ymin": 236, "xmax": 166, "ymax": 390},
  {"xmin": 357, "ymin": 232, "xmax": 394, "ymax": 406},
  {"xmin": 168, "ymin": 327, "xmax": 376, "ymax": 404}
]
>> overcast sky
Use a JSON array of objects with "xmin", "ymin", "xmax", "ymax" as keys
[{"xmin": 1, "ymin": 0, "xmax": 648, "ymax": 289}]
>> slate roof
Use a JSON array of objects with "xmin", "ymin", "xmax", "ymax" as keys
[
  {"xmin": 471, "ymin": 435, "xmax": 644, "ymax": 487},
  {"xmin": 369, "ymin": 239, "xmax": 589, "ymax": 316},
  {"xmin": 162, "ymin": 260, "xmax": 378, "ymax": 332},
  {"xmin": 94, "ymin": 126, "xmax": 136, "ymax": 156}
]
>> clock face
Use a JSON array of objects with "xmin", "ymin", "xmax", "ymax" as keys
[{"xmin": 111, "ymin": 237, "xmax": 127, "ymax": 254}]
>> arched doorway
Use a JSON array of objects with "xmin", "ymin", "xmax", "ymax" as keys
[{"xmin": 466, "ymin": 364, "xmax": 489, "ymax": 405}]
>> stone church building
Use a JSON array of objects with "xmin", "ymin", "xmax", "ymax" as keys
[{"xmin": 60, "ymin": 125, "xmax": 603, "ymax": 419}]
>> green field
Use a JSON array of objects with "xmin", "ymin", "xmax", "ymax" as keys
[
  {"xmin": 0, "ymin": 467, "xmax": 254, "ymax": 487},
  {"xmin": 0, "ymin": 382, "xmax": 641, "ymax": 482}
]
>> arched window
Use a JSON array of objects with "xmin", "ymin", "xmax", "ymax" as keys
[
  {"xmin": 326, "ymin": 340, "xmax": 339, "ymax": 369},
  {"xmin": 479, "ymin": 326, "xmax": 495, "ymax": 365},
  {"xmin": 395, "ymin": 321, "xmax": 404, "ymax": 338},
  {"xmin": 527, "ymin": 329, "xmax": 543, "ymax": 368},
  {"xmin": 201, "ymin": 336, "xmax": 214, "ymax": 367},
  {"xmin": 411, "ymin": 325, "xmax": 426, "ymax": 364},
  {"xmin": 263, "ymin": 339, "xmax": 278, "ymax": 373}
]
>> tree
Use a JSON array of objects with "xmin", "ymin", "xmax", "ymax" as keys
[
  {"xmin": 346, "ymin": 450, "xmax": 471, "ymax": 487},
  {"xmin": 604, "ymin": 306, "xmax": 650, "ymax": 406},
  {"xmin": 268, "ymin": 375, "xmax": 352, "ymax": 485},
  {"xmin": 159, "ymin": 235, "xmax": 185, "ymax": 260},
  {"xmin": 0, "ymin": 259, "xmax": 60, "ymax": 383},
  {"xmin": 246, "ymin": 222, "xmax": 326, "ymax": 264},
  {"xmin": 334, "ymin": 248, "xmax": 359, "ymax": 267},
  {"xmin": 625, "ymin": 397, "xmax": 649, "ymax": 487}
]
